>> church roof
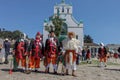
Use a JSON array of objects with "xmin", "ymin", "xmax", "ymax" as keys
[
  {"xmin": 71, "ymin": 15, "xmax": 79, "ymax": 25},
  {"xmin": 61, "ymin": 15, "xmax": 80, "ymax": 27}
]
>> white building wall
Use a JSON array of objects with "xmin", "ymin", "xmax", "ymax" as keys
[{"xmin": 65, "ymin": 15, "xmax": 78, "ymax": 27}]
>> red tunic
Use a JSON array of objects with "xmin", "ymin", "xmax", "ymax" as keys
[
  {"xmin": 33, "ymin": 39, "xmax": 42, "ymax": 59},
  {"xmin": 114, "ymin": 53, "xmax": 118, "ymax": 59},
  {"xmin": 47, "ymin": 38, "xmax": 57, "ymax": 58},
  {"xmin": 86, "ymin": 49, "xmax": 91, "ymax": 59},
  {"xmin": 16, "ymin": 41, "xmax": 25, "ymax": 59},
  {"xmin": 98, "ymin": 47, "xmax": 107, "ymax": 58}
]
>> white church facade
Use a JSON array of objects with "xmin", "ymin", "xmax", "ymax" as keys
[{"xmin": 43, "ymin": 0, "xmax": 84, "ymax": 47}]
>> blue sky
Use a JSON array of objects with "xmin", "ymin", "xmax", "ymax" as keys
[{"xmin": 0, "ymin": 0, "xmax": 120, "ymax": 44}]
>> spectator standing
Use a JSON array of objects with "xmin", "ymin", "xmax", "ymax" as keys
[
  {"xmin": 82, "ymin": 49, "xmax": 86, "ymax": 61},
  {"xmin": 4, "ymin": 38, "xmax": 11, "ymax": 64}
]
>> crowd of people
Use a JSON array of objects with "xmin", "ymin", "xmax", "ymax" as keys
[
  {"xmin": 0, "ymin": 31, "xmax": 120, "ymax": 77},
  {"xmin": 0, "ymin": 31, "xmax": 80, "ymax": 77}
]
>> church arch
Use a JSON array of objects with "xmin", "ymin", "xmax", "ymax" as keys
[{"xmin": 61, "ymin": 23, "xmax": 68, "ymax": 35}]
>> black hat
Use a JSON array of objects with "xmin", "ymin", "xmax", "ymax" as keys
[{"xmin": 50, "ymin": 30, "xmax": 54, "ymax": 33}]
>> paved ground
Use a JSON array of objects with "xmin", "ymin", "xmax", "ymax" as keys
[{"xmin": 0, "ymin": 58, "xmax": 120, "ymax": 80}]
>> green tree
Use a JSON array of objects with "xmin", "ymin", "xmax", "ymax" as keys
[
  {"xmin": 58, "ymin": 35, "xmax": 67, "ymax": 42},
  {"xmin": 0, "ymin": 30, "xmax": 25, "ymax": 40},
  {"xmin": 12, "ymin": 30, "xmax": 23, "ymax": 39},
  {"xmin": 84, "ymin": 35, "xmax": 93, "ymax": 43},
  {"xmin": 0, "ymin": 31, "xmax": 12, "ymax": 39},
  {"xmin": 52, "ymin": 16, "xmax": 63, "ymax": 37}
]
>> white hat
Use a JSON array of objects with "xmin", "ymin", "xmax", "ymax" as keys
[
  {"xmin": 5, "ymin": 38, "xmax": 8, "ymax": 41},
  {"xmin": 21, "ymin": 39, "xmax": 24, "ymax": 42},
  {"xmin": 100, "ymin": 42, "xmax": 104, "ymax": 46}
]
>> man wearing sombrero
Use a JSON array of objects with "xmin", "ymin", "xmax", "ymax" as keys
[{"xmin": 62, "ymin": 32, "xmax": 80, "ymax": 77}]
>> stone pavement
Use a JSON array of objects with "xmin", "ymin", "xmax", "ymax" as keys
[{"xmin": 0, "ymin": 59, "xmax": 120, "ymax": 80}]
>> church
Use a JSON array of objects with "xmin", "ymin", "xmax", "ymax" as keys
[{"xmin": 43, "ymin": 0, "xmax": 84, "ymax": 47}]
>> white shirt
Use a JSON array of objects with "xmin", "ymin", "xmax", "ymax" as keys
[{"xmin": 62, "ymin": 38, "xmax": 80, "ymax": 51}]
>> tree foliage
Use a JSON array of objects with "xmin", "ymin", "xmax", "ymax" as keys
[
  {"xmin": 58, "ymin": 35, "xmax": 67, "ymax": 43},
  {"xmin": 12, "ymin": 30, "xmax": 22, "ymax": 39},
  {"xmin": 52, "ymin": 16, "xmax": 63, "ymax": 37},
  {"xmin": 0, "ymin": 29, "xmax": 25, "ymax": 40},
  {"xmin": 84, "ymin": 35, "xmax": 93, "ymax": 43}
]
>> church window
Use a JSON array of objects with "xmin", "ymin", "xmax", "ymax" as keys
[
  {"xmin": 67, "ymin": 8, "xmax": 69, "ymax": 13},
  {"xmin": 76, "ymin": 35, "xmax": 78, "ymax": 39},
  {"xmin": 95, "ymin": 48, "xmax": 97, "ymax": 53},
  {"xmin": 91, "ymin": 48, "xmax": 93, "ymax": 53},
  {"xmin": 61, "ymin": 23, "xmax": 67, "ymax": 35},
  {"xmin": 57, "ymin": 8, "xmax": 59, "ymax": 14},
  {"xmin": 62, "ymin": 7, "xmax": 64, "ymax": 12}
]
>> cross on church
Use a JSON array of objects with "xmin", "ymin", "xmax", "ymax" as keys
[{"xmin": 61, "ymin": 0, "xmax": 65, "ymax": 3}]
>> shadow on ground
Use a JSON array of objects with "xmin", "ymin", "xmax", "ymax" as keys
[
  {"xmin": 0, "ymin": 68, "xmax": 65, "ymax": 76},
  {"xmin": 1, "ymin": 68, "xmax": 23, "ymax": 72},
  {"xmin": 104, "ymin": 68, "xmax": 120, "ymax": 71},
  {"xmin": 87, "ymin": 65, "xmax": 99, "ymax": 68},
  {"xmin": 35, "ymin": 71, "xmax": 65, "ymax": 76}
]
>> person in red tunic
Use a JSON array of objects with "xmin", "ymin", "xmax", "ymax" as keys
[
  {"xmin": 86, "ymin": 47, "xmax": 92, "ymax": 64},
  {"xmin": 28, "ymin": 32, "xmax": 44, "ymax": 73},
  {"xmin": 98, "ymin": 43, "xmax": 107, "ymax": 67},
  {"xmin": 114, "ymin": 52, "xmax": 119, "ymax": 63},
  {"xmin": 114, "ymin": 53, "xmax": 118, "ymax": 59},
  {"xmin": 13, "ymin": 34, "xmax": 28, "ymax": 72},
  {"xmin": 45, "ymin": 31, "xmax": 59, "ymax": 74}
]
